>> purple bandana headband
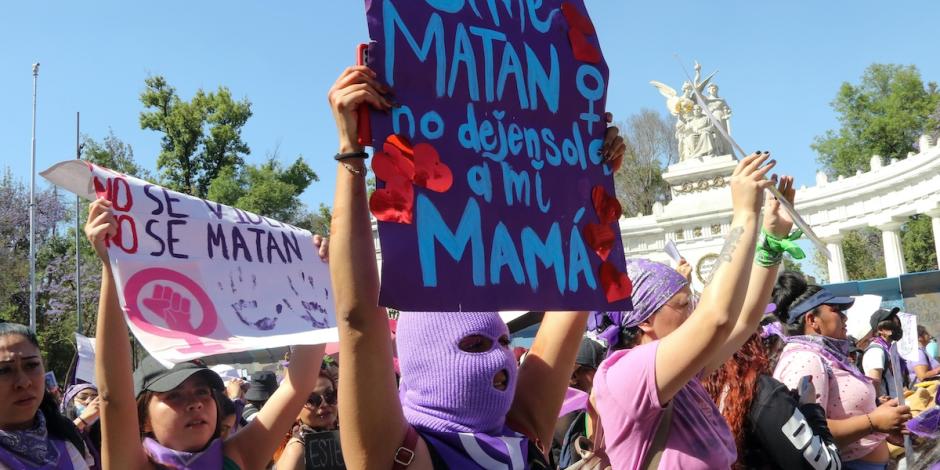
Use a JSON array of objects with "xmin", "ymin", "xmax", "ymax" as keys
[
  {"xmin": 60, "ymin": 383, "xmax": 96, "ymax": 414},
  {"xmin": 621, "ymin": 258, "xmax": 688, "ymax": 328},
  {"xmin": 590, "ymin": 259, "xmax": 688, "ymax": 349}
]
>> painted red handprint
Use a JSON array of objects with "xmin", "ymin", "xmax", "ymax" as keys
[{"xmin": 142, "ymin": 284, "xmax": 193, "ymax": 331}]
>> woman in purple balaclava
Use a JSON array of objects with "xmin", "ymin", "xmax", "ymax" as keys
[
  {"xmin": 325, "ymin": 65, "xmax": 626, "ymax": 469},
  {"xmin": 590, "ymin": 155, "xmax": 799, "ymax": 469}
]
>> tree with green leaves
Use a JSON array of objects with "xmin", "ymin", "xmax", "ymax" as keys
[
  {"xmin": 811, "ymin": 64, "xmax": 939, "ymax": 280},
  {"xmin": 812, "ymin": 64, "xmax": 939, "ymax": 177},
  {"xmin": 613, "ymin": 109, "xmax": 677, "ymax": 217},
  {"xmin": 140, "ymin": 76, "xmax": 252, "ymax": 198},
  {"xmin": 207, "ymin": 157, "xmax": 318, "ymax": 224},
  {"xmin": 82, "ymin": 129, "xmax": 148, "ymax": 179}
]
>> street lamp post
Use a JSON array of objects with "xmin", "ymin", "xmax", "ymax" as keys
[{"xmin": 29, "ymin": 62, "xmax": 39, "ymax": 332}]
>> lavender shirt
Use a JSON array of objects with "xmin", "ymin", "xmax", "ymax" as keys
[
  {"xmin": 593, "ymin": 341, "xmax": 737, "ymax": 469},
  {"xmin": 907, "ymin": 347, "xmax": 940, "ymax": 383}
]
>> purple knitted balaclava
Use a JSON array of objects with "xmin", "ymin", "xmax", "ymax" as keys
[{"xmin": 397, "ymin": 311, "xmax": 517, "ymax": 435}]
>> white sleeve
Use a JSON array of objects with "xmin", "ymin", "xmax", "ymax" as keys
[
  {"xmin": 64, "ymin": 440, "xmax": 93, "ymax": 470},
  {"xmin": 862, "ymin": 348, "xmax": 885, "ymax": 375}
]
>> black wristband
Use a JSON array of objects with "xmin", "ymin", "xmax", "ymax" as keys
[{"xmin": 334, "ymin": 151, "xmax": 369, "ymax": 161}]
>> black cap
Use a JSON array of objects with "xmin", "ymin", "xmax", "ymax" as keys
[
  {"xmin": 133, "ymin": 356, "xmax": 224, "ymax": 398},
  {"xmin": 244, "ymin": 370, "xmax": 278, "ymax": 402},
  {"xmin": 575, "ymin": 337, "xmax": 607, "ymax": 370},
  {"xmin": 870, "ymin": 307, "xmax": 901, "ymax": 332}
]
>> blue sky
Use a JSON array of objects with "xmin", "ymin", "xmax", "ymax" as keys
[{"xmin": 2, "ymin": 1, "xmax": 938, "ymax": 272}]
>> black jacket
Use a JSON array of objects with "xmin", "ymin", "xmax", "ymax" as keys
[{"xmin": 743, "ymin": 375, "xmax": 842, "ymax": 469}]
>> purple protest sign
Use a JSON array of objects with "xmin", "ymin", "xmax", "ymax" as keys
[{"xmin": 364, "ymin": 0, "xmax": 631, "ymax": 311}]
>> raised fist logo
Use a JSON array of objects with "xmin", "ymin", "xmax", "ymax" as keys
[
  {"xmin": 142, "ymin": 284, "xmax": 193, "ymax": 331},
  {"xmin": 123, "ymin": 267, "xmax": 224, "ymax": 355}
]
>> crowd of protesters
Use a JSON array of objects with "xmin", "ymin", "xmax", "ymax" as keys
[{"xmin": 2, "ymin": 64, "xmax": 939, "ymax": 470}]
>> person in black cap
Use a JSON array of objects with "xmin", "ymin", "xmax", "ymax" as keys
[
  {"xmin": 242, "ymin": 370, "xmax": 278, "ymax": 422},
  {"xmin": 85, "ymin": 198, "xmax": 328, "ymax": 470},
  {"xmin": 861, "ymin": 307, "xmax": 907, "ymax": 397}
]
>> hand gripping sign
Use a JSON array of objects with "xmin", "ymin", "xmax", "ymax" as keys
[
  {"xmin": 363, "ymin": 0, "xmax": 632, "ymax": 311},
  {"xmin": 42, "ymin": 161, "xmax": 337, "ymax": 366}
]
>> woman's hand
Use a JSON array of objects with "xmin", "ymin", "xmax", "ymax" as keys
[
  {"xmin": 226, "ymin": 379, "xmax": 246, "ymax": 400},
  {"xmin": 601, "ymin": 112, "xmax": 626, "ymax": 172},
  {"xmin": 868, "ymin": 398, "xmax": 912, "ymax": 433},
  {"xmin": 327, "ymin": 65, "xmax": 392, "ymax": 153},
  {"xmin": 84, "ymin": 198, "xmax": 118, "ymax": 263},
  {"xmin": 730, "ymin": 152, "xmax": 775, "ymax": 216},
  {"xmin": 313, "ymin": 234, "xmax": 329, "ymax": 262},
  {"xmin": 762, "ymin": 175, "xmax": 796, "ymax": 238},
  {"xmin": 78, "ymin": 396, "xmax": 101, "ymax": 424},
  {"xmin": 676, "ymin": 258, "xmax": 692, "ymax": 282}
]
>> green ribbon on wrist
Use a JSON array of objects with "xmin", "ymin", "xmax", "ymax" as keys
[{"xmin": 756, "ymin": 228, "xmax": 805, "ymax": 267}]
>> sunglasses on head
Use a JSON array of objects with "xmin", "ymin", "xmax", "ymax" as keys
[{"xmin": 307, "ymin": 391, "xmax": 337, "ymax": 407}]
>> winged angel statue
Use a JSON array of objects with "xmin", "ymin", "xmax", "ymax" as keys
[{"xmin": 651, "ymin": 62, "xmax": 732, "ymax": 161}]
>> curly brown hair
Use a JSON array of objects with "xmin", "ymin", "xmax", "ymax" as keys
[{"xmin": 701, "ymin": 333, "xmax": 771, "ymax": 469}]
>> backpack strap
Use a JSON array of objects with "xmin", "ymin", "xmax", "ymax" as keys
[{"xmin": 642, "ymin": 402, "xmax": 674, "ymax": 470}]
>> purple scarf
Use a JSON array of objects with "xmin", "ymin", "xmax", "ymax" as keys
[
  {"xmin": 0, "ymin": 412, "xmax": 62, "ymax": 468},
  {"xmin": 143, "ymin": 437, "xmax": 223, "ymax": 470},
  {"xmin": 783, "ymin": 335, "xmax": 869, "ymax": 382},
  {"xmin": 869, "ymin": 336, "xmax": 892, "ymax": 355},
  {"xmin": 0, "ymin": 439, "xmax": 72, "ymax": 470},
  {"xmin": 418, "ymin": 426, "xmax": 529, "ymax": 470}
]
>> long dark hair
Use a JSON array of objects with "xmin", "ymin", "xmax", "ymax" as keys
[{"xmin": 0, "ymin": 322, "xmax": 87, "ymax": 454}]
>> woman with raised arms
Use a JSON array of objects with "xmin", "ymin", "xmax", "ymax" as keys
[
  {"xmin": 84, "ymin": 199, "xmax": 327, "ymax": 470},
  {"xmin": 326, "ymin": 64, "xmax": 625, "ymax": 469},
  {"xmin": 590, "ymin": 153, "xmax": 796, "ymax": 468}
]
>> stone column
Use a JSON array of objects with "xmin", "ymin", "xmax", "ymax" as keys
[
  {"xmin": 824, "ymin": 236, "xmax": 849, "ymax": 283},
  {"xmin": 929, "ymin": 211, "xmax": 940, "ymax": 270},
  {"xmin": 878, "ymin": 222, "xmax": 907, "ymax": 278}
]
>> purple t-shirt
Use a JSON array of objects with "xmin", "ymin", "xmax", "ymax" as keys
[{"xmin": 593, "ymin": 341, "xmax": 737, "ymax": 469}]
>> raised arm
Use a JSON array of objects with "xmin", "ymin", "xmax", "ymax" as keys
[
  {"xmin": 86, "ymin": 198, "xmax": 152, "ymax": 470},
  {"xmin": 505, "ymin": 120, "xmax": 624, "ymax": 448},
  {"xmin": 327, "ymin": 66, "xmax": 422, "ymax": 468},
  {"xmin": 704, "ymin": 175, "xmax": 796, "ymax": 374},
  {"xmin": 226, "ymin": 343, "xmax": 325, "ymax": 470},
  {"xmin": 655, "ymin": 153, "xmax": 774, "ymax": 404},
  {"xmin": 914, "ymin": 363, "xmax": 940, "ymax": 381},
  {"xmin": 507, "ymin": 311, "xmax": 588, "ymax": 448}
]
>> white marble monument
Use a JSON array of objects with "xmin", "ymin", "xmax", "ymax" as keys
[{"xmin": 623, "ymin": 65, "xmax": 940, "ymax": 291}]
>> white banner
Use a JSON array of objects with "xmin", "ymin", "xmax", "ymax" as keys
[
  {"xmin": 845, "ymin": 294, "xmax": 883, "ymax": 340},
  {"xmin": 75, "ymin": 333, "xmax": 97, "ymax": 385},
  {"xmin": 897, "ymin": 311, "xmax": 919, "ymax": 363},
  {"xmin": 43, "ymin": 161, "xmax": 337, "ymax": 366}
]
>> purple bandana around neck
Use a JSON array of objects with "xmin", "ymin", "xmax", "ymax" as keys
[
  {"xmin": 143, "ymin": 437, "xmax": 222, "ymax": 470},
  {"xmin": 870, "ymin": 336, "xmax": 891, "ymax": 351},
  {"xmin": 783, "ymin": 335, "xmax": 869, "ymax": 382},
  {"xmin": 397, "ymin": 311, "xmax": 517, "ymax": 435},
  {"xmin": 418, "ymin": 426, "xmax": 529, "ymax": 470},
  {"xmin": 0, "ymin": 412, "xmax": 61, "ymax": 468}
]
